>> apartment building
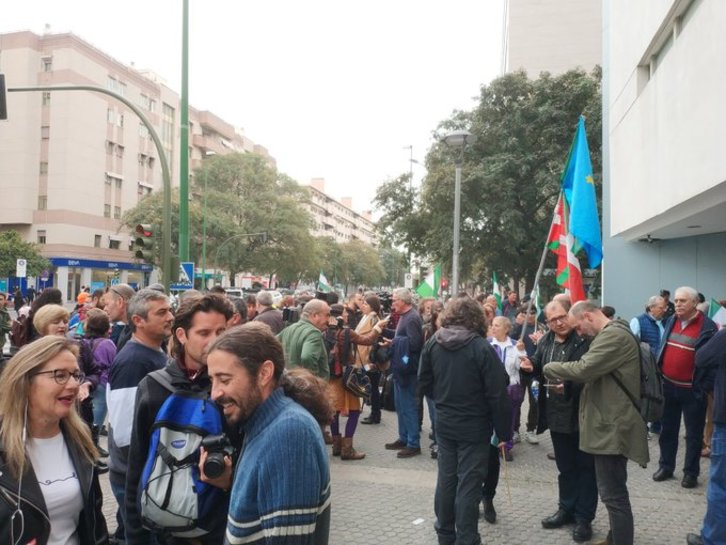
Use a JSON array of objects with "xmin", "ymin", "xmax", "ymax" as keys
[
  {"xmin": 0, "ymin": 30, "xmax": 274, "ymax": 301},
  {"xmin": 306, "ymin": 178, "xmax": 376, "ymax": 246}
]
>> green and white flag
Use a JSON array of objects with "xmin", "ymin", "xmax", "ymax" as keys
[
  {"xmin": 318, "ymin": 271, "xmax": 331, "ymax": 293},
  {"xmin": 416, "ymin": 264, "xmax": 441, "ymax": 298},
  {"xmin": 708, "ymin": 298, "xmax": 726, "ymax": 328},
  {"xmin": 492, "ymin": 272, "xmax": 502, "ymax": 310}
]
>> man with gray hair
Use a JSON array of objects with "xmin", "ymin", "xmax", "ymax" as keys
[
  {"xmin": 107, "ymin": 288, "xmax": 174, "ymax": 543},
  {"xmin": 102, "ymin": 283, "xmax": 136, "ymax": 350},
  {"xmin": 278, "ymin": 298, "xmax": 331, "ymax": 380},
  {"xmin": 545, "ymin": 300, "xmax": 648, "ymax": 545},
  {"xmin": 383, "ymin": 288, "xmax": 424, "ymax": 458},
  {"xmin": 253, "ymin": 290, "xmax": 284, "ymax": 334},
  {"xmin": 629, "ymin": 295, "xmax": 667, "ymax": 357},
  {"xmin": 653, "ymin": 286, "xmax": 717, "ymax": 488}
]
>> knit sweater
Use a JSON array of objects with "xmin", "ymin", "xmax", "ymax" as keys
[
  {"xmin": 227, "ymin": 388, "xmax": 331, "ymax": 545},
  {"xmin": 278, "ymin": 319, "xmax": 329, "ymax": 380}
]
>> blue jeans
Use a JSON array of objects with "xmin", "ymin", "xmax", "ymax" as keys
[
  {"xmin": 109, "ymin": 470, "xmax": 126, "ymax": 539},
  {"xmin": 702, "ymin": 423, "xmax": 726, "ymax": 544},
  {"xmin": 659, "ymin": 381, "xmax": 706, "ymax": 477},
  {"xmin": 394, "ymin": 377, "xmax": 420, "ymax": 449},
  {"xmin": 92, "ymin": 383, "xmax": 107, "ymax": 427}
]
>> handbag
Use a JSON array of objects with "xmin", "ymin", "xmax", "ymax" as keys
[
  {"xmin": 368, "ymin": 341, "xmax": 391, "ymax": 372},
  {"xmin": 342, "ymin": 364, "xmax": 372, "ymax": 400}
]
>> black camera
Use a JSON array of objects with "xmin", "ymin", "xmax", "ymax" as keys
[{"xmin": 201, "ymin": 433, "xmax": 234, "ymax": 478}]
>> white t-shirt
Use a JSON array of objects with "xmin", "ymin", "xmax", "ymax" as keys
[
  {"xmin": 490, "ymin": 338, "xmax": 525, "ymax": 386},
  {"xmin": 26, "ymin": 432, "xmax": 83, "ymax": 545}
]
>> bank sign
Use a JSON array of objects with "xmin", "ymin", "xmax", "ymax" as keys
[{"xmin": 50, "ymin": 258, "xmax": 153, "ymax": 272}]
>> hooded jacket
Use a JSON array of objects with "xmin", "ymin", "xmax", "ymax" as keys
[
  {"xmin": 0, "ymin": 426, "xmax": 108, "ymax": 545},
  {"xmin": 418, "ymin": 326, "xmax": 512, "ymax": 444}
]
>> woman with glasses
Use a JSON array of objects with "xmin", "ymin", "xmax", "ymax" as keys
[{"xmin": 0, "ymin": 335, "xmax": 109, "ymax": 545}]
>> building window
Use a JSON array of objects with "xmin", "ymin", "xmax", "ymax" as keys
[
  {"xmin": 39, "ymin": 162, "xmax": 48, "ymax": 175},
  {"xmin": 41, "ymin": 57, "xmax": 52, "ymax": 72},
  {"xmin": 38, "ymin": 195, "xmax": 47, "ymax": 210},
  {"xmin": 94, "ymin": 235, "xmax": 102, "ymax": 248},
  {"xmin": 41, "ymin": 125, "xmax": 50, "ymax": 139},
  {"xmin": 105, "ymin": 174, "xmax": 112, "ymax": 185},
  {"xmin": 106, "ymin": 140, "xmax": 114, "ymax": 155},
  {"xmin": 104, "ymin": 204, "xmax": 111, "ymax": 218},
  {"xmin": 109, "ymin": 239, "xmax": 121, "ymax": 250},
  {"xmin": 107, "ymin": 108, "xmax": 115, "ymax": 124},
  {"xmin": 115, "ymin": 179, "xmax": 123, "ymax": 189},
  {"xmin": 147, "ymin": 156, "xmax": 155, "ymax": 169},
  {"xmin": 113, "ymin": 206, "xmax": 121, "ymax": 219},
  {"xmin": 117, "ymin": 114, "xmax": 124, "ymax": 128},
  {"xmin": 115, "ymin": 145, "xmax": 125, "ymax": 158},
  {"xmin": 138, "ymin": 153, "xmax": 147, "ymax": 165},
  {"xmin": 37, "ymin": 230, "xmax": 47, "ymax": 244},
  {"xmin": 42, "ymin": 92, "xmax": 51, "ymax": 106}
]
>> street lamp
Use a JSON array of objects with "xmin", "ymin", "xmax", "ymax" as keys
[
  {"xmin": 443, "ymin": 129, "xmax": 476, "ymax": 295},
  {"xmin": 201, "ymin": 150, "xmax": 216, "ymax": 291}
]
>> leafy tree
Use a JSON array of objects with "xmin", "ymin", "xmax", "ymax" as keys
[
  {"xmin": 376, "ymin": 67, "xmax": 602, "ymax": 291},
  {"xmin": 0, "ymin": 231, "xmax": 51, "ymax": 278}
]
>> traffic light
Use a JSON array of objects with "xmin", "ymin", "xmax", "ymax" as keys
[
  {"xmin": 440, "ymin": 278, "xmax": 449, "ymax": 291},
  {"xmin": 134, "ymin": 223, "xmax": 155, "ymax": 262}
]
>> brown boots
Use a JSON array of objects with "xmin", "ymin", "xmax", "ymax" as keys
[
  {"xmin": 332, "ymin": 436, "xmax": 365, "ymax": 460},
  {"xmin": 341, "ymin": 437, "xmax": 365, "ymax": 460}
]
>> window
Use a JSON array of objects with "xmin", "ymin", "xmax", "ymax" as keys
[
  {"xmin": 119, "ymin": 82, "xmax": 127, "ymax": 97},
  {"xmin": 113, "ymin": 206, "xmax": 121, "ymax": 219},
  {"xmin": 39, "ymin": 162, "xmax": 48, "ymax": 175},
  {"xmin": 117, "ymin": 114, "xmax": 124, "ymax": 128},
  {"xmin": 41, "ymin": 57, "xmax": 52, "ymax": 72},
  {"xmin": 94, "ymin": 235, "xmax": 102, "ymax": 248},
  {"xmin": 139, "ymin": 123, "xmax": 149, "ymax": 138},
  {"xmin": 115, "ymin": 145, "xmax": 125, "ymax": 158},
  {"xmin": 107, "ymin": 108, "xmax": 115, "ymax": 124},
  {"xmin": 38, "ymin": 195, "xmax": 47, "ymax": 210},
  {"xmin": 115, "ymin": 179, "xmax": 123, "ymax": 189},
  {"xmin": 37, "ymin": 230, "xmax": 47, "ymax": 244},
  {"xmin": 109, "ymin": 239, "xmax": 121, "ymax": 250},
  {"xmin": 106, "ymin": 141, "xmax": 114, "ymax": 155},
  {"xmin": 42, "ymin": 92, "xmax": 51, "ymax": 106},
  {"xmin": 41, "ymin": 125, "xmax": 50, "ymax": 139},
  {"xmin": 104, "ymin": 204, "xmax": 111, "ymax": 218},
  {"xmin": 105, "ymin": 174, "xmax": 113, "ymax": 185},
  {"xmin": 147, "ymin": 156, "xmax": 155, "ymax": 169},
  {"xmin": 138, "ymin": 153, "xmax": 147, "ymax": 165}
]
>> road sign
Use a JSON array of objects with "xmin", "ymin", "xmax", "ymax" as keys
[
  {"xmin": 40, "ymin": 269, "xmax": 49, "ymax": 282},
  {"xmin": 16, "ymin": 259, "xmax": 27, "ymax": 278},
  {"xmin": 170, "ymin": 261, "xmax": 194, "ymax": 291},
  {"xmin": 404, "ymin": 272, "xmax": 413, "ymax": 289}
]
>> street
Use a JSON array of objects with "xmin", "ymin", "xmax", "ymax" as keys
[{"xmin": 98, "ymin": 399, "xmax": 709, "ymax": 545}]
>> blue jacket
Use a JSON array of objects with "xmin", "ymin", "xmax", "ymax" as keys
[
  {"xmin": 695, "ymin": 328, "xmax": 726, "ymax": 423},
  {"xmin": 636, "ymin": 313, "xmax": 662, "ymax": 357}
]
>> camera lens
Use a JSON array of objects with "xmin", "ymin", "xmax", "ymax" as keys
[{"xmin": 203, "ymin": 452, "xmax": 226, "ymax": 478}]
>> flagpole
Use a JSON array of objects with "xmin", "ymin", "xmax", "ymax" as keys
[{"xmin": 519, "ymin": 192, "xmax": 563, "ymax": 342}]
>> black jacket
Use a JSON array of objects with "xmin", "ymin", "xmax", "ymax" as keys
[
  {"xmin": 532, "ymin": 330, "xmax": 590, "ymax": 434},
  {"xmin": 696, "ymin": 328, "xmax": 726, "ymax": 425},
  {"xmin": 0, "ymin": 427, "xmax": 108, "ymax": 545},
  {"xmin": 418, "ymin": 326, "xmax": 512, "ymax": 444},
  {"xmin": 125, "ymin": 358, "xmax": 239, "ymax": 545}
]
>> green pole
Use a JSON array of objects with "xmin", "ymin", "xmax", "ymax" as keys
[
  {"xmin": 201, "ymin": 168, "xmax": 208, "ymax": 290},
  {"xmin": 179, "ymin": 0, "xmax": 190, "ymax": 261}
]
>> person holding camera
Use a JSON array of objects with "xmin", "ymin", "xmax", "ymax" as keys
[
  {"xmin": 124, "ymin": 293, "xmax": 236, "ymax": 545},
  {"xmin": 326, "ymin": 303, "xmax": 388, "ymax": 460},
  {"xmin": 202, "ymin": 323, "xmax": 334, "ymax": 545}
]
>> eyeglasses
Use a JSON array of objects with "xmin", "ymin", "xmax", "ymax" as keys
[
  {"xmin": 547, "ymin": 314, "xmax": 569, "ymax": 325},
  {"xmin": 32, "ymin": 369, "xmax": 86, "ymax": 385}
]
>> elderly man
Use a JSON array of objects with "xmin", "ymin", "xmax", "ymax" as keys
[
  {"xmin": 382, "ymin": 288, "xmax": 424, "ymax": 458},
  {"xmin": 278, "ymin": 298, "xmax": 331, "ymax": 380},
  {"xmin": 253, "ymin": 290, "xmax": 284, "ymax": 334},
  {"xmin": 653, "ymin": 286, "xmax": 717, "ymax": 488},
  {"xmin": 419, "ymin": 296, "xmax": 511, "ymax": 545},
  {"xmin": 630, "ymin": 295, "xmax": 667, "ymax": 357},
  {"xmin": 545, "ymin": 300, "xmax": 648, "ymax": 545},
  {"xmin": 527, "ymin": 299, "xmax": 595, "ymax": 543}
]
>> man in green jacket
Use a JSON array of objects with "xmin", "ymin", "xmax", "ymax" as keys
[
  {"xmin": 278, "ymin": 298, "xmax": 331, "ymax": 380},
  {"xmin": 544, "ymin": 300, "xmax": 648, "ymax": 545}
]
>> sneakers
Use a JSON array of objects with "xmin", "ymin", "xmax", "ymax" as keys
[
  {"xmin": 524, "ymin": 431, "xmax": 539, "ymax": 444},
  {"xmin": 512, "ymin": 431, "xmax": 521, "ymax": 444}
]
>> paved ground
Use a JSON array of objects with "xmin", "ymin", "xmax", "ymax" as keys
[{"xmin": 99, "ymin": 400, "xmax": 709, "ymax": 544}]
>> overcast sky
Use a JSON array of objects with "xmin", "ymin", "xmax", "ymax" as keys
[{"xmin": 1, "ymin": 0, "xmax": 505, "ymax": 215}]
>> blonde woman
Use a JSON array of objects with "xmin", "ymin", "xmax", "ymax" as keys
[
  {"xmin": 32, "ymin": 304, "xmax": 69, "ymax": 337},
  {"xmin": 0, "ymin": 336, "xmax": 108, "ymax": 544}
]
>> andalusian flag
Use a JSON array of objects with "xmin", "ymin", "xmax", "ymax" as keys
[
  {"xmin": 708, "ymin": 299, "xmax": 726, "ymax": 328},
  {"xmin": 416, "ymin": 264, "xmax": 441, "ymax": 298},
  {"xmin": 492, "ymin": 272, "xmax": 502, "ymax": 310},
  {"xmin": 318, "ymin": 271, "xmax": 331, "ymax": 293}
]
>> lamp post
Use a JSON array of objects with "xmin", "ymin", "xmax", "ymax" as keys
[
  {"xmin": 443, "ymin": 130, "xmax": 476, "ymax": 295},
  {"xmin": 201, "ymin": 150, "xmax": 216, "ymax": 291}
]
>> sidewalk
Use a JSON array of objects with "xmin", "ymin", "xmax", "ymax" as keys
[{"xmin": 98, "ymin": 401, "xmax": 709, "ymax": 544}]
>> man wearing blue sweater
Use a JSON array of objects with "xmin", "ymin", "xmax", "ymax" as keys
[{"xmin": 204, "ymin": 322, "xmax": 332, "ymax": 545}]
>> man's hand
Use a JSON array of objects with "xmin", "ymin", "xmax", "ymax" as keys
[
  {"xmin": 519, "ymin": 356, "xmax": 533, "ymax": 373},
  {"xmin": 198, "ymin": 447, "xmax": 233, "ymax": 491},
  {"xmin": 529, "ymin": 330, "xmax": 544, "ymax": 344}
]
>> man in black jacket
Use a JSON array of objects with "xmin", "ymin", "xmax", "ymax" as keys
[
  {"xmin": 526, "ymin": 299, "xmax": 596, "ymax": 543},
  {"xmin": 124, "ymin": 293, "xmax": 235, "ymax": 544},
  {"xmin": 419, "ymin": 296, "xmax": 511, "ymax": 545}
]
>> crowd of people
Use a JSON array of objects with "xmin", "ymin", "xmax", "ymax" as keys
[{"xmin": 0, "ymin": 282, "xmax": 723, "ymax": 545}]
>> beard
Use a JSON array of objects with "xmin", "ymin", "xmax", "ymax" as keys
[{"xmin": 217, "ymin": 384, "xmax": 263, "ymax": 426}]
